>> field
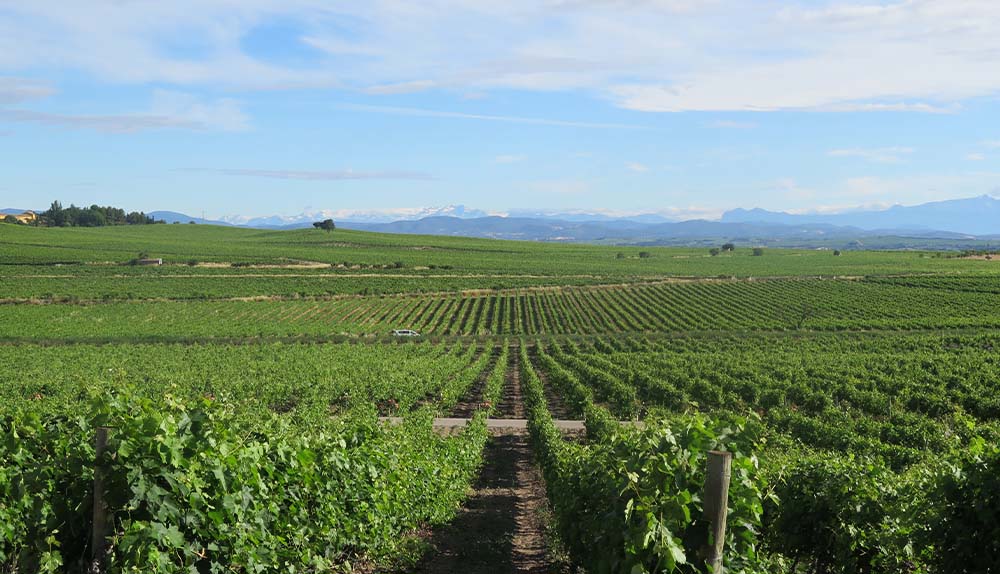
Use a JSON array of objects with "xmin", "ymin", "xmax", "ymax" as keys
[{"xmin": 2, "ymin": 224, "xmax": 999, "ymax": 574}]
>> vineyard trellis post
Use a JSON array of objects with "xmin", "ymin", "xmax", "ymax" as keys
[
  {"xmin": 704, "ymin": 450, "xmax": 732, "ymax": 574},
  {"xmin": 90, "ymin": 426, "xmax": 112, "ymax": 574}
]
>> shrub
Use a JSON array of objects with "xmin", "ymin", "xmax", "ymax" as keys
[{"xmin": 927, "ymin": 441, "xmax": 1000, "ymax": 571}]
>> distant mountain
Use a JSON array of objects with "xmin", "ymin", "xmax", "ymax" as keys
[
  {"xmin": 1, "ymin": 208, "xmax": 35, "ymax": 215},
  {"xmin": 148, "ymin": 211, "xmax": 232, "ymax": 226},
  {"xmin": 505, "ymin": 209, "xmax": 675, "ymax": 224},
  {"xmin": 8, "ymin": 195, "xmax": 1000, "ymax": 249},
  {"xmin": 722, "ymin": 195, "xmax": 1000, "ymax": 236},
  {"xmin": 219, "ymin": 204, "xmax": 492, "ymax": 228},
  {"xmin": 340, "ymin": 215, "xmax": 986, "ymax": 247}
]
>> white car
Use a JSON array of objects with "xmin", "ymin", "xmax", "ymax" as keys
[{"xmin": 391, "ymin": 329, "xmax": 421, "ymax": 337}]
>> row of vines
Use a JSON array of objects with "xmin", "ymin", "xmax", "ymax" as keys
[
  {"xmin": 533, "ymin": 333, "xmax": 1000, "ymax": 572},
  {"xmin": 0, "ymin": 341, "xmax": 510, "ymax": 573},
  {"xmin": 4, "ymin": 278, "xmax": 1000, "ymax": 342}
]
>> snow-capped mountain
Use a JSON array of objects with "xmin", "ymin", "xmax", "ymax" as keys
[{"xmin": 219, "ymin": 204, "xmax": 495, "ymax": 227}]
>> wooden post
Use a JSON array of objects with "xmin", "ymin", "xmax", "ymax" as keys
[
  {"xmin": 703, "ymin": 450, "xmax": 732, "ymax": 574},
  {"xmin": 91, "ymin": 427, "xmax": 110, "ymax": 573}
]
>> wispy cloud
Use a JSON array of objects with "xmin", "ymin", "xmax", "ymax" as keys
[
  {"xmin": 827, "ymin": 146, "xmax": 914, "ymax": 163},
  {"xmin": 182, "ymin": 168, "xmax": 436, "ymax": 181},
  {"xmin": 5, "ymin": 2, "xmax": 1000, "ymax": 112},
  {"xmin": 363, "ymin": 80, "xmax": 436, "ymax": 95},
  {"xmin": 148, "ymin": 90, "xmax": 248, "ymax": 131},
  {"xmin": 626, "ymin": 162, "xmax": 649, "ymax": 172},
  {"xmin": 336, "ymin": 103, "xmax": 649, "ymax": 130},
  {"xmin": 984, "ymin": 140, "xmax": 1000, "ymax": 149},
  {"xmin": 0, "ymin": 109, "xmax": 201, "ymax": 133},
  {"xmin": 5, "ymin": 1, "xmax": 1000, "ymax": 116},
  {"xmin": 0, "ymin": 88, "xmax": 247, "ymax": 133},
  {"xmin": 0, "ymin": 77, "xmax": 54, "ymax": 104},
  {"xmin": 966, "ymin": 153, "xmax": 986, "ymax": 161},
  {"xmin": 494, "ymin": 155, "xmax": 526, "ymax": 164}
]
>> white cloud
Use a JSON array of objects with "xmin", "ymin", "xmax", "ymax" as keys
[
  {"xmin": 827, "ymin": 147, "xmax": 915, "ymax": 163},
  {"xmin": 626, "ymin": 162, "xmax": 649, "ymax": 172},
  {"xmin": 494, "ymin": 155, "xmax": 526, "ymax": 164},
  {"xmin": 966, "ymin": 153, "xmax": 987, "ymax": 161},
  {"xmin": 4, "ymin": 1, "xmax": 1000, "ymax": 112},
  {"xmin": 984, "ymin": 140, "xmax": 1000, "ymax": 149}
]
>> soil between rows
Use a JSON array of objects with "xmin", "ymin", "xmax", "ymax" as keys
[{"xmin": 408, "ymin": 432, "xmax": 568, "ymax": 574}]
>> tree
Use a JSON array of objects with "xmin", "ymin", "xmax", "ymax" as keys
[
  {"xmin": 833, "ymin": 250, "xmax": 842, "ymax": 256},
  {"xmin": 313, "ymin": 219, "xmax": 336, "ymax": 232},
  {"xmin": 785, "ymin": 302, "xmax": 818, "ymax": 330},
  {"xmin": 76, "ymin": 209, "xmax": 106, "ymax": 227},
  {"xmin": 125, "ymin": 211, "xmax": 154, "ymax": 225},
  {"xmin": 3, "ymin": 215, "xmax": 18, "ymax": 224},
  {"xmin": 638, "ymin": 251, "xmax": 652, "ymax": 259},
  {"xmin": 709, "ymin": 248, "xmax": 721, "ymax": 256},
  {"xmin": 752, "ymin": 247, "xmax": 765, "ymax": 256},
  {"xmin": 44, "ymin": 200, "xmax": 67, "ymax": 227},
  {"xmin": 721, "ymin": 243, "xmax": 735, "ymax": 252},
  {"xmin": 616, "ymin": 252, "xmax": 626, "ymax": 260}
]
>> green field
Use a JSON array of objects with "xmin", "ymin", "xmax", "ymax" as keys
[{"xmin": 2, "ymin": 224, "xmax": 999, "ymax": 573}]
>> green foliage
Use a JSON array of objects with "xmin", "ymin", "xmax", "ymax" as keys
[
  {"xmin": 39, "ymin": 200, "xmax": 156, "ymax": 227},
  {"xmin": 312, "ymin": 219, "xmax": 336, "ymax": 232},
  {"xmin": 550, "ymin": 333, "xmax": 1000, "ymax": 572},
  {"xmin": 521, "ymin": 344, "xmax": 771, "ymax": 573},
  {"xmin": 765, "ymin": 455, "xmax": 917, "ymax": 573},
  {"xmin": 1, "ymin": 388, "xmax": 488, "ymax": 573},
  {"xmin": 927, "ymin": 441, "xmax": 1000, "ymax": 572}
]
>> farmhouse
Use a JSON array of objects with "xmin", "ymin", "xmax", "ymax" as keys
[{"xmin": 13, "ymin": 211, "xmax": 37, "ymax": 224}]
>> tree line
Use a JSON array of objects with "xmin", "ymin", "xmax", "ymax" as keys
[{"xmin": 10, "ymin": 201, "xmax": 164, "ymax": 227}]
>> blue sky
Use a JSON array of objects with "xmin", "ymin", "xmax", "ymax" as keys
[{"xmin": 1, "ymin": 0, "xmax": 999, "ymax": 220}]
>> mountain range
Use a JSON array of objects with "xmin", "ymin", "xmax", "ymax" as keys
[
  {"xmin": 7, "ymin": 196, "xmax": 1000, "ymax": 248},
  {"xmin": 721, "ymin": 195, "xmax": 1000, "ymax": 236},
  {"xmin": 152, "ymin": 195, "xmax": 1000, "ymax": 248}
]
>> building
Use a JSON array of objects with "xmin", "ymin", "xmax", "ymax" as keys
[
  {"xmin": 13, "ymin": 211, "xmax": 37, "ymax": 224},
  {"xmin": 137, "ymin": 258, "xmax": 163, "ymax": 266}
]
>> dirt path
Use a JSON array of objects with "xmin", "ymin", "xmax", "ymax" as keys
[
  {"xmin": 527, "ymin": 348, "xmax": 574, "ymax": 420},
  {"xmin": 408, "ymin": 432, "xmax": 566, "ymax": 574},
  {"xmin": 496, "ymin": 347, "xmax": 525, "ymax": 419},
  {"xmin": 450, "ymin": 346, "xmax": 502, "ymax": 418}
]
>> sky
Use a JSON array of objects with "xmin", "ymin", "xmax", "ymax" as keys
[{"xmin": 1, "ymin": 0, "xmax": 1000, "ymax": 221}]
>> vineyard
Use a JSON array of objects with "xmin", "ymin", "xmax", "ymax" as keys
[
  {"xmin": 4, "ymin": 277, "xmax": 1000, "ymax": 344},
  {"xmin": 2, "ymin": 225, "xmax": 999, "ymax": 573}
]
